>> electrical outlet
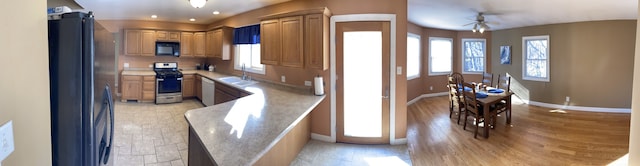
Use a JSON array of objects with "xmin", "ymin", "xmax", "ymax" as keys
[
  {"xmin": 304, "ymin": 81, "xmax": 312, "ymax": 86},
  {"xmin": 396, "ymin": 66, "xmax": 402, "ymax": 75},
  {"xmin": 0, "ymin": 121, "xmax": 15, "ymax": 162},
  {"xmin": 123, "ymin": 63, "xmax": 129, "ymax": 68},
  {"xmin": 430, "ymin": 86, "xmax": 433, "ymax": 91},
  {"xmin": 565, "ymin": 96, "xmax": 570, "ymax": 102},
  {"xmin": 148, "ymin": 64, "xmax": 153, "ymax": 68},
  {"xmin": 281, "ymin": 76, "xmax": 286, "ymax": 83}
]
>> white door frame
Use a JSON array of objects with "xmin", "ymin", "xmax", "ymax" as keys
[{"xmin": 330, "ymin": 14, "xmax": 398, "ymax": 144}]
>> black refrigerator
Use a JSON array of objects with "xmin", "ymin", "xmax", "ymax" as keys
[{"xmin": 48, "ymin": 12, "xmax": 115, "ymax": 166}]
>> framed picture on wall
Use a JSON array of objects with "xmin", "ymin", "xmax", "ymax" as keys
[{"xmin": 500, "ymin": 45, "xmax": 511, "ymax": 64}]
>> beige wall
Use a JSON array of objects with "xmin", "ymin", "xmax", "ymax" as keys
[
  {"xmin": 0, "ymin": 0, "xmax": 52, "ymax": 165},
  {"xmin": 491, "ymin": 20, "xmax": 636, "ymax": 108},
  {"xmin": 406, "ymin": 24, "xmax": 491, "ymax": 101},
  {"xmin": 206, "ymin": 0, "xmax": 408, "ymax": 139}
]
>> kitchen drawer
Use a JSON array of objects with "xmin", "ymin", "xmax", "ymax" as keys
[
  {"xmin": 183, "ymin": 74, "xmax": 195, "ymax": 79},
  {"xmin": 142, "ymin": 91, "xmax": 155, "ymax": 100},
  {"xmin": 143, "ymin": 76, "xmax": 155, "ymax": 81},
  {"xmin": 215, "ymin": 82, "xmax": 241, "ymax": 97},
  {"xmin": 123, "ymin": 75, "xmax": 142, "ymax": 81},
  {"xmin": 143, "ymin": 81, "xmax": 155, "ymax": 91}
]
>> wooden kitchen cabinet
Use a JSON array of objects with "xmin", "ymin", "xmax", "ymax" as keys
[
  {"xmin": 211, "ymin": 27, "xmax": 233, "ymax": 60},
  {"xmin": 195, "ymin": 75, "xmax": 202, "ymax": 100},
  {"xmin": 142, "ymin": 76, "xmax": 155, "ymax": 102},
  {"xmin": 279, "ymin": 16, "xmax": 304, "ymax": 68},
  {"xmin": 205, "ymin": 31, "xmax": 214, "ymax": 57},
  {"xmin": 260, "ymin": 19, "xmax": 281, "ymax": 65},
  {"xmin": 121, "ymin": 75, "xmax": 142, "ymax": 102},
  {"xmin": 156, "ymin": 31, "xmax": 180, "ymax": 42},
  {"xmin": 125, "ymin": 30, "xmax": 156, "ymax": 56},
  {"xmin": 194, "ymin": 32, "xmax": 206, "ymax": 57},
  {"xmin": 182, "ymin": 74, "xmax": 195, "ymax": 98},
  {"xmin": 305, "ymin": 14, "xmax": 329, "ymax": 70},
  {"xmin": 181, "ymin": 32, "xmax": 194, "ymax": 57},
  {"xmin": 259, "ymin": 8, "xmax": 330, "ymax": 69},
  {"xmin": 214, "ymin": 82, "xmax": 250, "ymax": 104}
]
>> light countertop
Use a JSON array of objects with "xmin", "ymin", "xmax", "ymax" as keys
[
  {"xmin": 121, "ymin": 70, "xmax": 155, "ymax": 76},
  {"xmin": 184, "ymin": 70, "xmax": 325, "ymax": 165}
]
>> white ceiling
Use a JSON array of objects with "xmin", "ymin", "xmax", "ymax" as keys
[
  {"xmin": 408, "ymin": 0, "xmax": 638, "ymax": 31},
  {"xmin": 74, "ymin": 0, "xmax": 291, "ymax": 24}
]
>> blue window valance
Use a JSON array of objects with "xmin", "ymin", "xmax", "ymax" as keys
[{"xmin": 233, "ymin": 24, "xmax": 260, "ymax": 44}]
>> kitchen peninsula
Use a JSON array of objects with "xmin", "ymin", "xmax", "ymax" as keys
[{"xmin": 184, "ymin": 70, "xmax": 325, "ymax": 165}]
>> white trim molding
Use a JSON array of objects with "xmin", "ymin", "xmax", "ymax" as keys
[
  {"xmin": 391, "ymin": 138, "xmax": 407, "ymax": 145},
  {"xmin": 407, "ymin": 92, "xmax": 449, "ymax": 105},
  {"xmin": 525, "ymin": 100, "xmax": 631, "ymax": 113},
  {"xmin": 311, "ymin": 133, "xmax": 333, "ymax": 142},
  {"xmin": 331, "ymin": 14, "xmax": 397, "ymax": 144}
]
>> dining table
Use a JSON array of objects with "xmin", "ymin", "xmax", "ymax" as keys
[{"xmin": 475, "ymin": 89, "xmax": 513, "ymax": 138}]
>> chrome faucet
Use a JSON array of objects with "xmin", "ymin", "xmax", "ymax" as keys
[{"xmin": 241, "ymin": 63, "xmax": 248, "ymax": 80}]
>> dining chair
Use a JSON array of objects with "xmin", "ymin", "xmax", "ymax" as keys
[
  {"xmin": 482, "ymin": 72, "xmax": 494, "ymax": 88},
  {"xmin": 461, "ymin": 82, "xmax": 495, "ymax": 138},
  {"xmin": 495, "ymin": 74, "xmax": 512, "ymax": 123},
  {"xmin": 447, "ymin": 72, "xmax": 465, "ymax": 124}
]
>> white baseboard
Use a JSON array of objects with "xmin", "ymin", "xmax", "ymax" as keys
[
  {"xmin": 391, "ymin": 138, "xmax": 407, "ymax": 145},
  {"xmin": 522, "ymin": 99, "xmax": 631, "ymax": 113},
  {"xmin": 311, "ymin": 133, "xmax": 334, "ymax": 142},
  {"xmin": 407, "ymin": 92, "xmax": 448, "ymax": 105}
]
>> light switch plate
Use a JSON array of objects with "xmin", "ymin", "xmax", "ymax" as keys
[
  {"xmin": 0, "ymin": 121, "xmax": 15, "ymax": 162},
  {"xmin": 396, "ymin": 66, "xmax": 402, "ymax": 75},
  {"xmin": 304, "ymin": 81, "xmax": 312, "ymax": 86},
  {"xmin": 123, "ymin": 63, "xmax": 130, "ymax": 68},
  {"xmin": 281, "ymin": 76, "xmax": 286, "ymax": 83}
]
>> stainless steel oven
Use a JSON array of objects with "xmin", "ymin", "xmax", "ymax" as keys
[{"xmin": 154, "ymin": 62, "xmax": 183, "ymax": 104}]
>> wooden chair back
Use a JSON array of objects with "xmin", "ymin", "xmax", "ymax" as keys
[
  {"xmin": 496, "ymin": 74, "xmax": 511, "ymax": 92},
  {"xmin": 461, "ymin": 82, "xmax": 479, "ymax": 115},
  {"xmin": 482, "ymin": 72, "xmax": 493, "ymax": 87}
]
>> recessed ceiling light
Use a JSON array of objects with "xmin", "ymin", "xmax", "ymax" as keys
[
  {"xmin": 189, "ymin": 18, "xmax": 196, "ymax": 22},
  {"xmin": 212, "ymin": 11, "xmax": 220, "ymax": 15},
  {"xmin": 151, "ymin": 15, "xmax": 158, "ymax": 19}
]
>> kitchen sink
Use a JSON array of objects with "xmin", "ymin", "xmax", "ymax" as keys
[{"xmin": 218, "ymin": 76, "xmax": 257, "ymax": 86}]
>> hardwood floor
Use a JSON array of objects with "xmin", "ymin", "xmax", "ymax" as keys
[{"xmin": 407, "ymin": 96, "xmax": 630, "ymax": 165}]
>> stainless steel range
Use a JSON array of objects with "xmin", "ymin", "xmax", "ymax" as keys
[{"xmin": 154, "ymin": 62, "xmax": 183, "ymax": 104}]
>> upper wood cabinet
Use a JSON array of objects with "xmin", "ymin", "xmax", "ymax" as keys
[
  {"xmin": 305, "ymin": 14, "xmax": 329, "ymax": 70},
  {"xmin": 193, "ymin": 32, "xmax": 206, "ymax": 57},
  {"xmin": 125, "ymin": 30, "xmax": 156, "ymax": 56},
  {"xmin": 259, "ymin": 7, "xmax": 331, "ymax": 70},
  {"xmin": 260, "ymin": 19, "xmax": 281, "ymax": 65},
  {"xmin": 181, "ymin": 32, "xmax": 194, "ymax": 57},
  {"xmin": 156, "ymin": 31, "xmax": 180, "ymax": 42},
  {"xmin": 206, "ymin": 27, "xmax": 233, "ymax": 60}
]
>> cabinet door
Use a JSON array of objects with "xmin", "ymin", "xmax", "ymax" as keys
[
  {"xmin": 140, "ymin": 30, "xmax": 156, "ymax": 56},
  {"xmin": 212, "ymin": 30, "xmax": 223, "ymax": 58},
  {"xmin": 125, "ymin": 30, "xmax": 141, "ymax": 55},
  {"xmin": 142, "ymin": 76, "xmax": 156, "ymax": 101},
  {"xmin": 193, "ymin": 32, "xmax": 206, "ymax": 57},
  {"xmin": 195, "ymin": 75, "xmax": 202, "ymax": 100},
  {"xmin": 205, "ymin": 31, "xmax": 214, "ymax": 57},
  {"xmin": 181, "ymin": 32, "xmax": 194, "ymax": 57},
  {"xmin": 182, "ymin": 75, "xmax": 195, "ymax": 97},
  {"xmin": 169, "ymin": 32, "xmax": 181, "ymax": 41},
  {"xmin": 122, "ymin": 76, "xmax": 142, "ymax": 100},
  {"xmin": 156, "ymin": 31, "xmax": 168, "ymax": 40},
  {"xmin": 214, "ymin": 89, "xmax": 235, "ymax": 105},
  {"xmin": 260, "ymin": 19, "xmax": 280, "ymax": 65},
  {"xmin": 280, "ymin": 16, "xmax": 304, "ymax": 68},
  {"xmin": 305, "ymin": 14, "xmax": 329, "ymax": 70}
]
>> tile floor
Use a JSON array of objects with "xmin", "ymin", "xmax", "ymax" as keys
[{"xmin": 113, "ymin": 99, "xmax": 411, "ymax": 166}]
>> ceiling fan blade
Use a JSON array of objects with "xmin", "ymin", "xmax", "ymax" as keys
[
  {"xmin": 485, "ymin": 21, "xmax": 500, "ymax": 26},
  {"xmin": 462, "ymin": 22, "xmax": 476, "ymax": 26}
]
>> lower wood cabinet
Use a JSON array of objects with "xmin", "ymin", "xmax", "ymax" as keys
[
  {"xmin": 121, "ymin": 76, "xmax": 142, "ymax": 101},
  {"xmin": 195, "ymin": 75, "xmax": 202, "ymax": 100},
  {"xmin": 122, "ymin": 75, "xmax": 155, "ymax": 102},
  {"xmin": 183, "ymin": 74, "xmax": 195, "ymax": 98},
  {"xmin": 214, "ymin": 82, "xmax": 250, "ymax": 104}
]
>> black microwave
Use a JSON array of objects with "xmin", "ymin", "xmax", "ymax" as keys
[{"xmin": 156, "ymin": 42, "xmax": 180, "ymax": 56}]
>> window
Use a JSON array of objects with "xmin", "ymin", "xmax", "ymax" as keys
[
  {"xmin": 234, "ymin": 44, "xmax": 264, "ymax": 74},
  {"xmin": 233, "ymin": 24, "xmax": 264, "ymax": 74},
  {"xmin": 428, "ymin": 37, "xmax": 453, "ymax": 75},
  {"xmin": 522, "ymin": 35, "xmax": 550, "ymax": 82},
  {"xmin": 407, "ymin": 33, "xmax": 421, "ymax": 80},
  {"xmin": 462, "ymin": 38, "xmax": 486, "ymax": 74}
]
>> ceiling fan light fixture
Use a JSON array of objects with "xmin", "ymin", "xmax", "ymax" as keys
[
  {"xmin": 189, "ymin": 0, "xmax": 207, "ymax": 8},
  {"xmin": 472, "ymin": 24, "xmax": 477, "ymax": 33}
]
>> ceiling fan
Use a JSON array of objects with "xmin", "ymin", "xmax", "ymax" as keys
[{"xmin": 463, "ymin": 12, "xmax": 497, "ymax": 33}]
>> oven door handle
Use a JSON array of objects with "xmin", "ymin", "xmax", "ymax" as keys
[
  {"xmin": 177, "ymin": 78, "xmax": 183, "ymax": 81},
  {"xmin": 157, "ymin": 78, "xmax": 164, "ymax": 81}
]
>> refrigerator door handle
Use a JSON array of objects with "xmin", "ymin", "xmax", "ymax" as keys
[{"xmin": 101, "ymin": 85, "xmax": 115, "ymax": 164}]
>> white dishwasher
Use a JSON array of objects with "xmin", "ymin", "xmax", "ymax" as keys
[{"xmin": 202, "ymin": 77, "xmax": 215, "ymax": 106}]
